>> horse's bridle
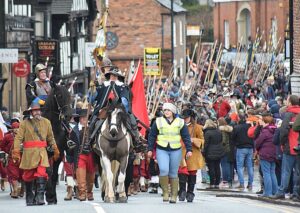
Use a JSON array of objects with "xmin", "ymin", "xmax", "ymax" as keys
[{"xmin": 54, "ymin": 93, "xmax": 69, "ymax": 120}]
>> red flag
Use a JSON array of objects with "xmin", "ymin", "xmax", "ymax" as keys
[{"xmin": 131, "ymin": 60, "xmax": 149, "ymax": 136}]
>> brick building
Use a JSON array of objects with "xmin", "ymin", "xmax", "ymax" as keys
[
  {"xmin": 213, "ymin": 0, "xmax": 289, "ymax": 49},
  {"xmin": 291, "ymin": 0, "xmax": 300, "ymax": 95},
  {"xmin": 97, "ymin": 0, "xmax": 187, "ymax": 77}
]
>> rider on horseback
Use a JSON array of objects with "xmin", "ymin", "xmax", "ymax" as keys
[
  {"xmin": 25, "ymin": 64, "xmax": 52, "ymax": 107},
  {"xmin": 85, "ymin": 65, "xmax": 141, "ymax": 154}
]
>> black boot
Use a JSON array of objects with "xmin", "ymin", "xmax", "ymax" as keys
[
  {"xmin": 178, "ymin": 174, "xmax": 188, "ymax": 201},
  {"xmin": 25, "ymin": 181, "xmax": 36, "ymax": 206},
  {"xmin": 186, "ymin": 175, "xmax": 196, "ymax": 202},
  {"xmin": 149, "ymin": 183, "xmax": 158, "ymax": 194},
  {"xmin": 94, "ymin": 174, "xmax": 99, "ymax": 189},
  {"xmin": 35, "ymin": 177, "xmax": 46, "ymax": 205}
]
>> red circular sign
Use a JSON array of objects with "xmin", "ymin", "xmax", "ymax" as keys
[{"xmin": 13, "ymin": 59, "xmax": 31, "ymax": 78}]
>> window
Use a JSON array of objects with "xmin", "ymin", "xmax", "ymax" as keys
[
  {"xmin": 224, "ymin": 21, "xmax": 230, "ymax": 49},
  {"xmin": 173, "ymin": 22, "xmax": 177, "ymax": 47},
  {"xmin": 35, "ymin": 12, "xmax": 44, "ymax": 37},
  {"xmin": 179, "ymin": 21, "xmax": 183, "ymax": 45}
]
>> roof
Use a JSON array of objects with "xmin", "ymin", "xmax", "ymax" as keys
[{"xmin": 155, "ymin": 0, "xmax": 187, "ymax": 13}]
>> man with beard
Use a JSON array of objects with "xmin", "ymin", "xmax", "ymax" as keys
[{"xmin": 12, "ymin": 102, "xmax": 60, "ymax": 206}]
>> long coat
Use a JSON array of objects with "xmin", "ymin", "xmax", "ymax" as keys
[
  {"xmin": 180, "ymin": 122, "xmax": 205, "ymax": 171},
  {"xmin": 14, "ymin": 117, "xmax": 56, "ymax": 169}
]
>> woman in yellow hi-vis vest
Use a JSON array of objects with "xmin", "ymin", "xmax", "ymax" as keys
[{"xmin": 147, "ymin": 102, "xmax": 192, "ymax": 203}]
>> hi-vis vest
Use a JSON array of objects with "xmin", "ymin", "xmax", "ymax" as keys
[{"xmin": 156, "ymin": 117, "xmax": 184, "ymax": 149}]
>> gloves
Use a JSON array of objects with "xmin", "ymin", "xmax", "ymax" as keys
[
  {"xmin": 38, "ymin": 99, "xmax": 45, "ymax": 105},
  {"xmin": 52, "ymin": 144, "xmax": 60, "ymax": 161},
  {"xmin": 12, "ymin": 150, "xmax": 21, "ymax": 163}
]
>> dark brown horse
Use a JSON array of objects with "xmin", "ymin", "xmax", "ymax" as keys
[
  {"xmin": 42, "ymin": 84, "xmax": 72, "ymax": 204},
  {"xmin": 96, "ymin": 100, "xmax": 131, "ymax": 203}
]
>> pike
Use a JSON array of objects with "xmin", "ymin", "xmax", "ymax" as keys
[
  {"xmin": 68, "ymin": 77, "xmax": 78, "ymax": 93},
  {"xmin": 151, "ymin": 70, "xmax": 164, "ymax": 115},
  {"xmin": 147, "ymin": 74, "xmax": 156, "ymax": 111},
  {"xmin": 229, "ymin": 37, "xmax": 243, "ymax": 84}
]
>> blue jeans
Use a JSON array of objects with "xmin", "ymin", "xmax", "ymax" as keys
[
  {"xmin": 236, "ymin": 148, "xmax": 254, "ymax": 186},
  {"xmin": 260, "ymin": 160, "xmax": 278, "ymax": 196},
  {"xmin": 221, "ymin": 155, "xmax": 233, "ymax": 183},
  {"xmin": 277, "ymin": 153, "xmax": 297, "ymax": 196},
  {"xmin": 156, "ymin": 148, "xmax": 182, "ymax": 178}
]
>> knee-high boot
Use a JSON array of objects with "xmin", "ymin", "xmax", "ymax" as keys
[
  {"xmin": 76, "ymin": 168, "xmax": 87, "ymax": 201},
  {"xmin": 35, "ymin": 177, "xmax": 46, "ymax": 205},
  {"xmin": 169, "ymin": 178, "xmax": 179, "ymax": 203},
  {"xmin": 25, "ymin": 181, "xmax": 36, "ymax": 206},
  {"xmin": 159, "ymin": 176, "xmax": 169, "ymax": 202},
  {"xmin": 186, "ymin": 175, "xmax": 196, "ymax": 202},
  {"xmin": 86, "ymin": 172, "xmax": 95, "ymax": 201},
  {"xmin": 178, "ymin": 174, "xmax": 187, "ymax": 201}
]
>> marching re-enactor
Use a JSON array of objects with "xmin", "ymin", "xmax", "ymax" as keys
[{"xmin": 12, "ymin": 102, "xmax": 60, "ymax": 206}]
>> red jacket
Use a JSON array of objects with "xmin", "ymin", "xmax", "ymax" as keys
[
  {"xmin": 213, "ymin": 100, "xmax": 231, "ymax": 118},
  {"xmin": 0, "ymin": 132, "xmax": 14, "ymax": 154}
]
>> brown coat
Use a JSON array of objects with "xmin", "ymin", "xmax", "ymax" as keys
[
  {"xmin": 180, "ymin": 122, "xmax": 205, "ymax": 171},
  {"xmin": 14, "ymin": 117, "xmax": 56, "ymax": 169}
]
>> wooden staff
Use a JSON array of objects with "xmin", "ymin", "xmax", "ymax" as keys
[{"xmin": 204, "ymin": 40, "xmax": 217, "ymax": 83}]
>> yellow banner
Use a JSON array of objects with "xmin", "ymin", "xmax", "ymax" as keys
[{"xmin": 144, "ymin": 48, "xmax": 161, "ymax": 75}]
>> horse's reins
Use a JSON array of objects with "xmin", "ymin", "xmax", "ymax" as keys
[{"xmin": 53, "ymin": 93, "xmax": 69, "ymax": 120}]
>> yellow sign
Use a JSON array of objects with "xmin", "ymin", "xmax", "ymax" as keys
[{"xmin": 144, "ymin": 48, "xmax": 161, "ymax": 75}]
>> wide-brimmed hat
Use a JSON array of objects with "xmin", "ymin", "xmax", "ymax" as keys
[
  {"xmin": 77, "ymin": 109, "xmax": 88, "ymax": 117},
  {"xmin": 28, "ymin": 102, "xmax": 41, "ymax": 111},
  {"xmin": 181, "ymin": 109, "xmax": 195, "ymax": 119},
  {"xmin": 104, "ymin": 66, "xmax": 125, "ymax": 79}
]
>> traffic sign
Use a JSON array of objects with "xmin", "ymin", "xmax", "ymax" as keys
[{"xmin": 13, "ymin": 59, "xmax": 30, "ymax": 77}]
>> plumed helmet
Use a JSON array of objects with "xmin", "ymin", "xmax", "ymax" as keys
[
  {"xmin": 35, "ymin": 63, "xmax": 47, "ymax": 76},
  {"xmin": 100, "ymin": 57, "xmax": 113, "ymax": 72}
]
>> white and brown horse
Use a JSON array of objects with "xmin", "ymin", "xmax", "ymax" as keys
[{"xmin": 96, "ymin": 100, "xmax": 131, "ymax": 203}]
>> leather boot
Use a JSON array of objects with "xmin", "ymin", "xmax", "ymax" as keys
[
  {"xmin": 178, "ymin": 174, "xmax": 187, "ymax": 201},
  {"xmin": 35, "ymin": 177, "xmax": 46, "ymax": 205},
  {"xmin": 169, "ymin": 178, "xmax": 179, "ymax": 204},
  {"xmin": 19, "ymin": 181, "xmax": 24, "ymax": 197},
  {"xmin": 25, "ymin": 181, "xmax": 36, "ymax": 206},
  {"xmin": 86, "ymin": 172, "xmax": 95, "ymax": 201},
  {"xmin": 159, "ymin": 176, "xmax": 169, "ymax": 202},
  {"xmin": 76, "ymin": 168, "xmax": 87, "ymax": 201},
  {"xmin": 64, "ymin": 186, "xmax": 73, "ymax": 201},
  {"xmin": 10, "ymin": 181, "xmax": 19, "ymax": 198},
  {"xmin": 1, "ymin": 179, "xmax": 5, "ymax": 191},
  {"xmin": 186, "ymin": 175, "xmax": 196, "ymax": 202},
  {"xmin": 64, "ymin": 176, "xmax": 74, "ymax": 200},
  {"xmin": 132, "ymin": 178, "xmax": 139, "ymax": 195}
]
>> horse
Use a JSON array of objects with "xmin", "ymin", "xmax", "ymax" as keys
[
  {"xmin": 96, "ymin": 100, "xmax": 131, "ymax": 203},
  {"xmin": 42, "ymin": 84, "xmax": 72, "ymax": 204}
]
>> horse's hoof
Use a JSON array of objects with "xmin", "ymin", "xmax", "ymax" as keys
[
  {"xmin": 104, "ymin": 197, "xmax": 114, "ymax": 203},
  {"xmin": 118, "ymin": 196, "xmax": 127, "ymax": 203}
]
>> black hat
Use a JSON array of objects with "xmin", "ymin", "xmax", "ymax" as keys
[
  {"xmin": 230, "ymin": 92, "xmax": 240, "ymax": 99},
  {"xmin": 216, "ymin": 93, "xmax": 223, "ymax": 98},
  {"xmin": 77, "ymin": 109, "xmax": 88, "ymax": 117},
  {"xmin": 181, "ymin": 109, "xmax": 195, "ymax": 119},
  {"xmin": 71, "ymin": 109, "xmax": 80, "ymax": 118}
]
